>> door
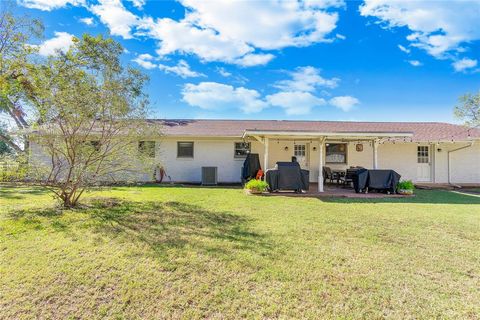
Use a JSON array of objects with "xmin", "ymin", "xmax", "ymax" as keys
[
  {"xmin": 416, "ymin": 145, "xmax": 431, "ymax": 182},
  {"xmin": 294, "ymin": 143, "xmax": 309, "ymax": 169}
]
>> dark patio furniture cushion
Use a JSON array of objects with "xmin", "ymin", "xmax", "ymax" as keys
[
  {"xmin": 352, "ymin": 168, "xmax": 369, "ymax": 193},
  {"xmin": 241, "ymin": 153, "xmax": 261, "ymax": 182},
  {"xmin": 266, "ymin": 162, "xmax": 309, "ymax": 191},
  {"xmin": 367, "ymin": 170, "xmax": 401, "ymax": 193}
]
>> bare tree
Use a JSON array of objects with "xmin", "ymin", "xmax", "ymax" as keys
[{"xmin": 28, "ymin": 34, "xmax": 158, "ymax": 208}]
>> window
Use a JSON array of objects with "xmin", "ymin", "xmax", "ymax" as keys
[
  {"xmin": 234, "ymin": 142, "xmax": 251, "ymax": 158},
  {"xmin": 417, "ymin": 146, "xmax": 429, "ymax": 163},
  {"xmin": 138, "ymin": 141, "xmax": 155, "ymax": 158},
  {"xmin": 177, "ymin": 141, "xmax": 194, "ymax": 158},
  {"xmin": 294, "ymin": 144, "xmax": 306, "ymax": 157},
  {"xmin": 326, "ymin": 143, "xmax": 347, "ymax": 163}
]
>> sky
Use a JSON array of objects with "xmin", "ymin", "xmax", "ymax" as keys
[{"xmin": 10, "ymin": 0, "xmax": 480, "ymax": 123}]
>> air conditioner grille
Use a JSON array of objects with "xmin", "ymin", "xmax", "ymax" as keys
[{"xmin": 202, "ymin": 167, "xmax": 218, "ymax": 185}]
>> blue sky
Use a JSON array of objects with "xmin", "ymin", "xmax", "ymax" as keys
[{"xmin": 14, "ymin": 0, "xmax": 480, "ymax": 122}]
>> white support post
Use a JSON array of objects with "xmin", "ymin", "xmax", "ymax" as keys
[
  {"xmin": 318, "ymin": 137, "xmax": 325, "ymax": 192},
  {"xmin": 373, "ymin": 139, "xmax": 379, "ymax": 169},
  {"xmin": 263, "ymin": 137, "xmax": 269, "ymax": 177}
]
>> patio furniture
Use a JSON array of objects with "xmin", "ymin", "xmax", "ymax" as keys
[
  {"xmin": 266, "ymin": 162, "xmax": 309, "ymax": 192},
  {"xmin": 323, "ymin": 166, "xmax": 339, "ymax": 184},
  {"xmin": 241, "ymin": 153, "xmax": 261, "ymax": 183},
  {"xmin": 339, "ymin": 168, "xmax": 359, "ymax": 188},
  {"xmin": 366, "ymin": 169, "xmax": 401, "ymax": 194},
  {"xmin": 352, "ymin": 168, "xmax": 369, "ymax": 193}
]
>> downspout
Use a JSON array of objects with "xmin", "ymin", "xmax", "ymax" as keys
[{"xmin": 447, "ymin": 142, "xmax": 475, "ymax": 185}]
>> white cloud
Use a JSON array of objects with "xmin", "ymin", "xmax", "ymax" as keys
[
  {"xmin": 90, "ymin": 0, "xmax": 138, "ymax": 39},
  {"xmin": 336, "ymin": 33, "xmax": 346, "ymax": 40},
  {"xmin": 132, "ymin": 0, "xmax": 343, "ymax": 66},
  {"xmin": 37, "ymin": 32, "xmax": 74, "ymax": 56},
  {"xmin": 360, "ymin": 1, "xmax": 480, "ymax": 59},
  {"xmin": 18, "ymin": 0, "xmax": 84, "ymax": 11},
  {"xmin": 132, "ymin": 53, "xmax": 156, "ymax": 69},
  {"xmin": 329, "ymin": 96, "xmax": 360, "ymax": 111},
  {"xmin": 139, "ymin": 17, "xmax": 253, "ymax": 63},
  {"xmin": 274, "ymin": 66, "xmax": 339, "ymax": 92},
  {"xmin": 127, "ymin": 0, "xmax": 145, "ymax": 9},
  {"xmin": 79, "ymin": 17, "xmax": 94, "ymax": 26},
  {"xmin": 234, "ymin": 53, "xmax": 275, "ymax": 67},
  {"xmin": 180, "ymin": 0, "xmax": 340, "ymax": 50},
  {"xmin": 408, "ymin": 60, "xmax": 422, "ymax": 67},
  {"xmin": 452, "ymin": 58, "xmax": 478, "ymax": 72},
  {"xmin": 398, "ymin": 44, "xmax": 410, "ymax": 54},
  {"xmin": 158, "ymin": 60, "xmax": 205, "ymax": 78},
  {"xmin": 182, "ymin": 82, "xmax": 268, "ymax": 113},
  {"xmin": 266, "ymin": 91, "xmax": 326, "ymax": 115},
  {"xmin": 216, "ymin": 67, "xmax": 232, "ymax": 77}
]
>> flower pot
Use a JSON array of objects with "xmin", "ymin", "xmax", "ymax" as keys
[
  {"xmin": 244, "ymin": 188, "xmax": 264, "ymax": 195},
  {"xmin": 398, "ymin": 189, "xmax": 414, "ymax": 195}
]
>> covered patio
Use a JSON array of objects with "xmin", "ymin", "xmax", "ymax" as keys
[{"xmin": 242, "ymin": 129, "xmax": 413, "ymax": 193}]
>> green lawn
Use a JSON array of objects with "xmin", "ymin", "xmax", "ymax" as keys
[{"xmin": 1, "ymin": 185, "xmax": 479, "ymax": 319}]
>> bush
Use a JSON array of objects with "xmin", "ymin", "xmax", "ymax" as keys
[
  {"xmin": 244, "ymin": 179, "xmax": 269, "ymax": 193},
  {"xmin": 0, "ymin": 156, "xmax": 28, "ymax": 182},
  {"xmin": 397, "ymin": 180, "xmax": 415, "ymax": 190}
]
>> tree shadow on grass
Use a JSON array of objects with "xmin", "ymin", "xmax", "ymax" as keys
[
  {"xmin": 0, "ymin": 186, "xmax": 51, "ymax": 200},
  {"xmin": 86, "ymin": 199, "xmax": 273, "ymax": 259},
  {"xmin": 7, "ymin": 198, "xmax": 274, "ymax": 261}
]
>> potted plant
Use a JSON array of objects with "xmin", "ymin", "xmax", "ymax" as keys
[
  {"xmin": 244, "ymin": 179, "xmax": 269, "ymax": 195},
  {"xmin": 397, "ymin": 180, "xmax": 415, "ymax": 195}
]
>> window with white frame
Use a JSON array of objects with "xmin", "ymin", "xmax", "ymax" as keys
[
  {"xmin": 234, "ymin": 142, "xmax": 251, "ymax": 158},
  {"xmin": 177, "ymin": 141, "xmax": 194, "ymax": 158},
  {"xmin": 326, "ymin": 143, "xmax": 347, "ymax": 163},
  {"xmin": 294, "ymin": 144, "xmax": 306, "ymax": 157},
  {"xmin": 417, "ymin": 146, "xmax": 429, "ymax": 163}
]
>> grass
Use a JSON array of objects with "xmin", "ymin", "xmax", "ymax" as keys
[{"xmin": 1, "ymin": 184, "xmax": 479, "ymax": 319}]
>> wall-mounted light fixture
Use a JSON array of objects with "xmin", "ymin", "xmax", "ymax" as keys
[
  {"xmin": 284, "ymin": 146, "xmax": 289, "ymax": 151},
  {"xmin": 312, "ymin": 146, "xmax": 317, "ymax": 151},
  {"xmin": 437, "ymin": 148, "xmax": 442, "ymax": 152}
]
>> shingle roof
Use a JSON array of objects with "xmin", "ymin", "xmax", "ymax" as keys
[{"xmin": 152, "ymin": 119, "xmax": 480, "ymax": 142}]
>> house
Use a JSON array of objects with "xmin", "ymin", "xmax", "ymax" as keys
[
  {"xmin": 30, "ymin": 119, "xmax": 480, "ymax": 191},
  {"xmin": 140, "ymin": 119, "xmax": 480, "ymax": 191}
]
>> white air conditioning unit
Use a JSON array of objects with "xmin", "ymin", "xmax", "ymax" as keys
[{"xmin": 202, "ymin": 167, "xmax": 218, "ymax": 185}]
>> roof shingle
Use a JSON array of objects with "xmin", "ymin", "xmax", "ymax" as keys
[{"xmin": 153, "ymin": 119, "xmax": 480, "ymax": 142}]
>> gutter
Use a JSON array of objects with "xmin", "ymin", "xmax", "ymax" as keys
[{"xmin": 447, "ymin": 141, "xmax": 475, "ymax": 185}]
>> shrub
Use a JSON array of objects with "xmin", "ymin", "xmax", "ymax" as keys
[
  {"xmin": 244, "ymin": 179, "xmax": 269, "ymax": 193},
  {"xmin": 0, "ymin": 156, "xmax": 28, "ymax": 182},
  {"xmin": 397, "ymin": 180, "xmax": 415, "ymax": 190}
]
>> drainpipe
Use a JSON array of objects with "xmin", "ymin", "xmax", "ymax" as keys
[{"xmin": 447, "ymin": 142, "xmax": 475, "ymax": 185}]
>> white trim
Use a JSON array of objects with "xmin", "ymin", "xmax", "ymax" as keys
[{"xmin": 242, "ymin": 130, "xmax": 413, "ymax": 139}]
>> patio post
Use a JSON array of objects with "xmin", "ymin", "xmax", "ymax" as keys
[
  {"xmin": 318, "ymin": 137, "xmax": 325, "ymax": 192},
  {"xmin": 373, "ymin": 139, "xmax": 379, "ymax": 169},
  {"xmin": 263, "ymin": 137, "xmax": 269, "ymax": 178}
]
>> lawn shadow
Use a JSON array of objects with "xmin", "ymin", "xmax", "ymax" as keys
[
  {"xmin": 83, "ymin": 198, "xmax": 273, "ymax": 259},
  {"xmin": 0, "ymin": 185, "xmax": 51, "ymax": 200},
  {"xmin": 319, "ymin": 190, "xmax": 480, "ymax": 205}
]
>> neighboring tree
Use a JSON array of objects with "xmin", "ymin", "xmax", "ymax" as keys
[
  {"xmin": 454, "ymin": 91, "xmax": 480, "ymax": 128},
  {"xmin": 0, "ymin": 4, "xmax": 43, "ymax": 153},
  {"xmin": 29, "ymin": 34, "xmax": 154, "ymax": 208}
]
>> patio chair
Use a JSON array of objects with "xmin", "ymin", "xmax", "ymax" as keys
[
  {"xmin": 323, "ymin": 166, "xmax": 339, "ymax": 184},
  {"xmin": 339, "ymin": 168, "xmax": 358, "ymax": 188}
]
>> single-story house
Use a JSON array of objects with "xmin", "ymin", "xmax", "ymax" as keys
[{"xmin": 30, "ymin": 119, "xmax": 480, "ymax": 191}]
